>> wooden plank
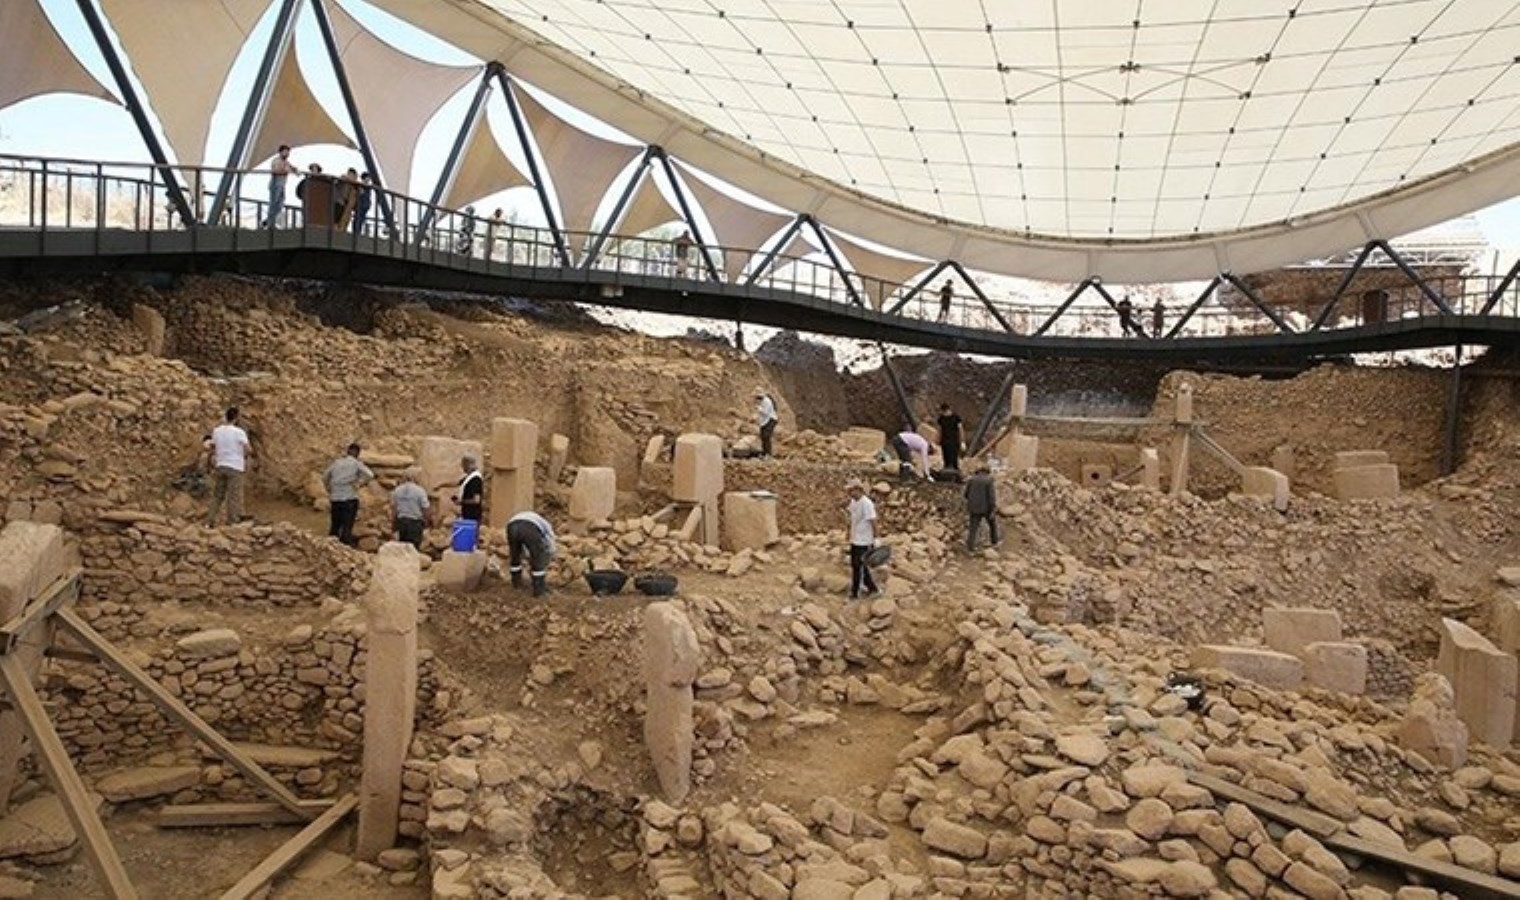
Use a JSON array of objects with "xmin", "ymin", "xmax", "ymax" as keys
[
  {"xmin": 217, "ymin": 794, "xmax": 358, "ymax": 900},
  {"xmin": 157, "ymin": 800, "xmax": 334, "ymax": 829},
  {"xmin": 0, "ymin": 655, "xmax": 138, "ymax": 900},
  {"xmin": 1328, "ymin": 833, "xmax": 1520, "ymax": 900},
  {"xmin": 55, "ymin": 609, "xmax": 316, "ymax": 821},
  {"xmin": 1187, "ymin": 771, "xmax": 1343, "ymax": 839},
  {"xmin": 0, "ymin": 570, "xmax": 80, "ymax": 653}
]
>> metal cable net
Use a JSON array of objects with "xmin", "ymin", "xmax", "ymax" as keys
[{"xmin": 453, "ymin": 0, "xmax": 1520, "ymax": 240}]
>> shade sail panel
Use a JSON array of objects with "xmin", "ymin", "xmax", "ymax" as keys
[
  {"xmin": 98, "ymin": 0, "xmax": 270, "ymax": 162},
  {"xmin": 675, "ymin": 163, "xmax": 794, "ymax": 283},
  {"xmin": 612, "ymin": 168, "xmax": 681, "ymax": 238},
  {"xmin": 443, "ymin": 113, "xmax": 531, "ymax": 209},
  {"xmin": 826, "ymin": 230, "xmax": 931, "ymax": 311},
  {"xmin": 511, "ymin": 83, "xmax": 645, "ymax": 241},
  {"xmin": 323, "ymin": 0, "xmax": 479, "ymax": 193},
  {"xmin": 249, "ymin": 46, "xmax": 354, "ymax": 165},
  {"xmin": 366, "ymin": 0, "xmax": 1520, "ymax": 281},
  {"xmin": 0, "ymin": 0, "xmax": 116, "ymax": 111}
]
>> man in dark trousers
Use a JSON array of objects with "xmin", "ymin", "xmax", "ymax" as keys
[
  {"xmin": 936, "ymin": 403, "xmax": 963, "ymax": 472},
  {"xmin": 456, "ymin": 456, "xmax": 484, "ymax": 534},
  {"xmin": 1151, "ymin": 298, "xmax": 1165, "ymax": 338},
  {"xmin": 937, "ymin": 280, "xmax": 953, "ymax": 323},
  {"xmin": 507, "ymin": 510, "xmax": 556, "ymax": 596},
  {"xmin": 964, "ymin": 463, "xmax": 1000, "ymax": 552},
  {"xmin": 322, "ymin": 443, "xmax": 374, "ymax": 547},
  {"xmin": 1117, "ymin": 295, "xmax": 1139, "ymax": 337}
]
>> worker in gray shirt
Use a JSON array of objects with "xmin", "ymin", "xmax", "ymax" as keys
[
  {"xmin": 507, "ymin": 510, "xmax": 556, "ymax": 596},
  {"xmin": 322, "ymin": 443, "xmax": 374, "ymax": 547},
  {"xmin": 963, "ymin": 462, "xmax": 1000, "ymax": 552},
  {"xmin": 390, "ymin": 468, "xmax": 432, "ymax": 548}
]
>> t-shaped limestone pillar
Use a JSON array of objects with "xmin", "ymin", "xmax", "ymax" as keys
[
  {"xmin": 673, "ymin": 434, "xmax": 724, "ymax": 546},
  {"xmin": 357, "ymin": 542, "xmax": 420, "ymax": 858},
  {"xmin": 1436, "ymin": 618, "xmax": 1517, "ymax": 748},
  {"xmin": 644, "ymin": 602, "xmax": 701, "ymax": 802},
  {"xmin": 1139, "ymin": 448, "xmax": 1161, "ymax": 491},
  {"xmin": 569, "ymin": 467, "xmax": 617, "ymax": 528},
  {"xmin": 488, "ymin": 418, "xmax": 538, "ymax": 529}
]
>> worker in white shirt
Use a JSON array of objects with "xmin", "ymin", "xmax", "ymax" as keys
[
  {"xmin": 755, "ymin": 390, "xmax": 778, "ymax": 457},
  {"xmin": 205, "ymin": 407, "xmax": 252, "ymax": 526},
  {"xmin": 846, "ymin": 479, "xmax": 880, "ymax": 600},
  {"xmin": 890, "ymin": 430, "xmax": 933, "ymax": 481},
  {"xmin": 507, "ymin": 510, "xmax": 556, "ymax": 596}
]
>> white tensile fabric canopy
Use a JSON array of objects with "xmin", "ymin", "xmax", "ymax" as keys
[
  {"xmin": 826, "ymin": 229, "xmax": 932, "ymax": 310},
  {"xmin": 373, "ymin": 0, "xmax": 1520, "ymax": 281},
  {"xmin": 249, "ymin": 40, "xmax": 355, "ymax": 167},
  {"xmin": 612, "ymin": 167, "xmax": 682, "ymax": 239},
  {"xmin": 511, "ymin": 82, "xmax": 646, "ymax": 246},
  {"xmin": 443, "ymin": 111, "xmax": 531, "ymax": 209},
  {"xmin": 0, "ymin": 0, "xmax": 116, "ymax": 112},
  {"xmin": 323, "ymin": 0, "xmax": 479, "ymax": 192},
  {"xmin": 97, "ymin": 0, "xmax": 270, "ymax": 163},
  {"xmin": 675, "ymin": 162, "xmax": 795, "ymax": 283}
]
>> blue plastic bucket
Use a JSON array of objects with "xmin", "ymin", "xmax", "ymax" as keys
[{"xmin": 450, "ymin": 518, "xmax": 479, "ymax": 552}]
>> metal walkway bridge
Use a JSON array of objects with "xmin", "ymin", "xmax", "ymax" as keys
[{"xmin": 3, "ymin": 155, "xmax": 1519, "ymax": 364}]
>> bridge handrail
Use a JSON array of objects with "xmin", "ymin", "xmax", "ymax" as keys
[{"xmin": 1, "ymin": 153, "xmax": 1516, "ymax": 338}]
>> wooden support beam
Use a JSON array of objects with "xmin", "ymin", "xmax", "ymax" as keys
[
  {"xmin": 0, "ymin": 655, "xmax": 138, "ymax": 899},
  {"xmin": 157, "ymin": 800, "xmax": 334, "ymax": 829},
  {"xmin": 1189, "ymin": 771, "xmax": 1520, "ymax": 899},
  {"xmin": 55, "ymin": 609, "xmax": 315, "ymax": 821},
  {"xmin": 0, "ymin": 570, "xmax": 80, "ymax": 653},
  {"xmin": 1193, "ymin": 428, "xmax": 1247, "ymax": 477},
  {"xmin": 218, "ymin": 794, "xmax": 358, "ymax": 900}
]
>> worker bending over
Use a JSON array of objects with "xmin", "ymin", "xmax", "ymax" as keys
[{"xmin": 507, "ymin": 510, "xmax": 556, "ymax": 597}]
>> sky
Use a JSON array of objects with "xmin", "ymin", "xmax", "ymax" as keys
[{"xmin": 3, "ymin": 0, "xmax": 1520, "ymax": 272}]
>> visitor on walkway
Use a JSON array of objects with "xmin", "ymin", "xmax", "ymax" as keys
[
  {"xmin": 936, "ymin": 402, "xmax": 963, "ymax": 472},
  {"xmin": 1117, "ymin": 295, "xmax": 1139, "ymax": 337},
  {"xmin": 938, "ymin": 280, "xmax": 954, "ymax": 323},
  {"xmin": 1151, "ymin": 298, "xmax": 1165, "ymax": 338},
  {"xmin": 507, "ymin": 510, "xmax": 556, "ymax": 597},
  {"xmin": 890, "ymin": 429, "xmax": 932, "ymax": 480},
  {"xmin": 352, "ymin": 172, "xmax": 374, "ymax": 235},
  {"xmin": 390, "ymin": 468, "xmax": 431, "ymax": 548},
  {"xmin": 263, "ymin": 145, "xmax": 295, "ymax": 228},
  {"xmin": 322, "ymin": 442, "xmax": 374, "ymax": 547},
  {"xmin": 455, "ymin": 206, "xmax": 477, "ymax": 256},
  {"xmin": 205, "ymin": 407, "xmax": 251, "ymax": 526},
  {"xmin": 335, "ymin": 169, "xmax": 361, "ymax": 230},
  {"xmin": 846, "ymin": 479, "xmax": 879, "ymax": 600},
  {"xmin": 486, "ymin": 208, "xmax": 506, "ymax": 261},
  {"xmin": 964, "ymin": 463, "xmax": 1000, "ymax": 552},
  {"xmin": 674, "ymin": 229, "xmax": 694, "ymax": 278},
  {"xmin": 456, "ymin": 456, "xmax": 484, "ymax": 525},
  {"xmin": 755, "ymin": 389, "xmax": 778, "ymax": 457}
]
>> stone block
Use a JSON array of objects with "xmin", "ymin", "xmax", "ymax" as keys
[
  {"xmin": 673, "ymin": 434, "xmax": 724, "ymax": 503},
  {"xmin": 417, "ymin": 437, "xmax": 484, "ymax": 496},
  {"xmin": 435, "ymin": 550, "xmax": 487, "ymax": 594},
  {"xmin": 1436, "ymin": 618, "xmax": 1517, "ymax": 747},
  {"xmin": 131, "ymin": 304, "xmax": 166, "ymax": 355},
  {"xmin": 1398, "ymin": 673, "xmax": 1469, "ymax": 769},
  {"xmin": 1191, "ymin": 645, "xmax": 1304, "ymax": 691},
  {"xmin": 1302, "ymin": 642, "xmax": 1368, "ymax": 695},
  {"xmin": 1241, "ymin": 466, "xmax": 1290, "ymax": 512},
  {"xmin": 1270, "ymin": 445, "xmax": 1296, "ymax": 481},
  {"xmin": 645, "ymin": 602, "xmax": 701, "ymax": 802},
  {"xmin": 546, "ymin": 434, "xmax": 571, "ymax": 484},
  {"xmin": 723, "ymin": 492, "xmax": 779, "ymax": 551},
  {"xmin": 1174, "ymin": 383, "xmax": 1194, "ymax": 424},
  {"xmin": 840, "ymin": 428, "xmax": 886, "ymax": 458},
  {"xmin": 0, "ymin": 521, "xmax": 67, "ymax": 616},
  {"xmin": 1139, "ymin": 448, "xmax": 1161, "ymax": 490},
  {"xmin": 489, "ymin": 418, "xmax": 538, "ymax": 470},
  {"xmin": 95, "ymin": 766, "xmax": 200, "ymax": 802},
  {"xmin": 1009, "ymin": 384, "xmax": 1028, "ymax": 419},
  {"xmin": 488, "ymin": 470, "xmax": 533, "ymax": 529},
  {"xmin": 176, "ymin": 628, "xmax": 242, "ymax": 659},
  {"xmin": 1080, "ymin": 464, "xmax": 1113, "ymax": 488},
  {"xmin": 1494, "ymin": 596, "xmax": 1520, "ymax": 744},
  {"xmin": 1333, "ymin": 450, "xmax": 1390, "ymax": 470},
  {"xmin": 642, "ymin": 435, "xmax": 666, "ymax": 467},
  {"xmin": 569, "ymin": 467, "xmax": 617, "ymax": 523},
  {"xmin": 1334, "ymin": 464, "xmax": 1400, "ymax": 501},
  {"xmin": 1001, "ymin": 433, "xmax": 1039, "ymax": 474},
  {"xmin": 358, "ymin": 543, "xmax": 420, "ymax": 858},
  {"xmin": 1263, "ymin": 607, "xmax": 1343, "ymax": 657}
]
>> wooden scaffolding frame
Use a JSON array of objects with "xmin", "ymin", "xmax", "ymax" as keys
[{"xmin": 0, "ymin": 568, "xmax": 355, "ymax": 899}]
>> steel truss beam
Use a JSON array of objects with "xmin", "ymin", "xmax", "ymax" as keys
[
  {"xmin": 653, "ymin": 149, "xmax": 722, "ymax": 282},
  {"xmin": 1220, "ymin": 273, "xmax": 1295, "ymax": 333},
  {"xmin": 499, "ymin": 72, "xmax": 571, "ymax": 266},
  {"xmin": 416, "ymin": 65, "xmax": 496, "ymax": 243},
  {"xmin": 582, "ymin": 147, "xmax": 654, "ymax": 269},
  {"xmin": 1164, "ymin": 277, "xmax": 1223, "ymax": 339},
  {"xmin": 878, "ymin": 344, "xmax": 917, "ymax": 430},
  {"xmin": 1034, "ymin": 278, "xmax": 1096, "ymax": 336},
  {"xmin": 1481, "ymin": 255, "xmax": 1520, "ymax": 315},
  {"xmin": 887, "ymin": 260, "xmax": 1015, "ymax": 332},
  {"xmin": 207, "ymin": 0, "xmax": 302, "ymax": 226},
  {"xmin": 1309, "ymin": 241, "xmax": 1378, "ymax": 331},
  {"xmin": 801, "ymin": 215, "xmax": 865, "ymax": 308},
  {"xmin": 743, "ymin": 216, "xmax": 803, "ymax": 286},
  {"xmin": 74, "ymin": 0, "xmax": 197, "ymax": 228},
  {"xmin": 968, "ymin": 368, "xmax": 1021, "ymax": 457},
  {"xmin": 1377, "ymin": 239, "xmax": 1454, "ymax": 315},
  {"xmin": 308, "ymin": 0, "xmax": 397, "ymax": 235}
]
